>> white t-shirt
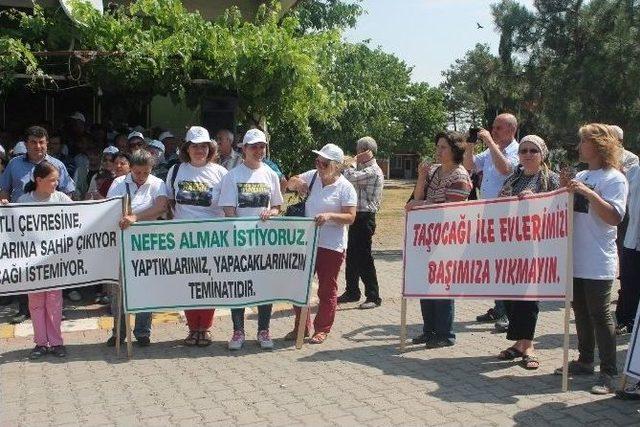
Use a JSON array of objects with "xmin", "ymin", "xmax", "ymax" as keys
[
  {"xmin": 474, "ymin": 140, "xmax": 519, "ymax": 199},
  {"xmin": 300, "ymin": 170, "xmax": 357, "ymax": 252},
  {"xmin": 624, "ymin": 164, "xmax": 640, "ymax": 250},
  {"xmin": 17, "ymin": 191, "xmax": 72, "ymax": 204},
  {"xmin": 107, "ymin": 173, "xmax": 168, "ymax": 215},
  {"xmin": 165, "ymin": 162, "xmax": 227, "ymax": 219},
  {"xmin": 218, "ymin": 163, "xmax": 284, "ymax": 217},
  {"xmin": 573, "ymin": 168, "xmax": 628, "ymax": 280}
]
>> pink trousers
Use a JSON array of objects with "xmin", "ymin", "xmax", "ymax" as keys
[{"xmin": 28, "ymin": 290, "xmax": 63, "ymax": 347}]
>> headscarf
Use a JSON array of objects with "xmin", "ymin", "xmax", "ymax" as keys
[
  {"xmin": 519, "ymin": 134, "xmax": 548, "ymax": 160},
  {"xmin": 499, "ymin": 135, "xmax": 551, "ymax": 197}
]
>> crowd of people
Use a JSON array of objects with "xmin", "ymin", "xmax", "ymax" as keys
[{"xmin": 1, "ymin": 111, "xmax": 640, "ymax": 400}]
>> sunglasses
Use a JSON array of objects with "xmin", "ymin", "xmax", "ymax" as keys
[{"xmin": 518, "ymin": 148, "xmax": 540, "ymax": 154}]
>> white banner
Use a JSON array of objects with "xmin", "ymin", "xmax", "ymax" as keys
[
  {"xmin": 624, "ymin": 305, "xmax": 640, "ymax": 380},
  {"xmin": 403, "ymin": 189, "xmax": 572, "ymax": 300},
  {"xmin": 0, "ymin": 198, "xmax": 123, "ymax": 296},
  {"xmin": 121, "ymin": 217, "xmax": 318, "ymax": 312}
]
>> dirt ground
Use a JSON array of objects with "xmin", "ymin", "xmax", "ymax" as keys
[
  {"xmin": 373, "ymin": 179, "xmax": 414, "ymax": 250},
  {"xmin": 284, "ymin": 179, "xmax": 413, "ymax": 251}
]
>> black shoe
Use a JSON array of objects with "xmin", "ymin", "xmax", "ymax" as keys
[
  {"xmin": 411, "ymin": 333, "xmax": 433, "ymax": 344},
  {"xmin": 476, "ymin": 309, "xmax": 499, "ymax": 322},
  {"xmin": 106, "ymin": 336, "xmax": 124, "ymax": 347},
  {"xmin": 10, "ymin": 314, "xmax": 28, "ymax": 324},
  {"xmin": 337, "ymin": 293, "xmax": 360, "ymax": 304},
  {"xmin": 136, "ymin": 336, "xmax": 151, "ymax": 347},
  {"xmin": 50, "ymin": 345, "xmax": 66, "ymax": 357},
  {"xmin": 425, "ymin": 339, "xmax": 455, "ymax": 349},
  {"xmin": 29, "ymin": 345, "xmax": 48, "ymax": 360}
]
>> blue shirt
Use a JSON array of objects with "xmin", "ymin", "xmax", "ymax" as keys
[
  {"xmin": 474, "ymin": 139, "xmax": 519, "ymax": 199},
  {"xmin": 0, "ymin": 154, "xmax": 75, "ymax": 202},
  {"xmin": 263, "ymin": 158, "xmax": 285, "ymax": 179}
]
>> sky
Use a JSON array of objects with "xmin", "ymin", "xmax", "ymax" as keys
[{"xmin": 343, "ymin": 0, "xmax": 535, "ymax": 86}]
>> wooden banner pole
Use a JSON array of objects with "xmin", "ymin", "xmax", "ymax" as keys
[
  {"xmin": 125, "ymin": 314, "xmax": 133, "ymax": 359},
  {"xmin": 562, "ymin": 300, "xmax": 570, "ymax": 392},
  {"xmin": 295, "ymin": 305, "xmax": 309, "ymax": 350},
  {"xmin": 115, "ymin": 282, "xmax": 122, "ymax": 357},
  {"xmin": 562, "ymin": 192, "xmax": 574, "ymax": 392},
  {"xmin": 400, "ymin": 298, "xmax": 407, "ymax": 352},
  {"xmin": 115, "ymin": 194, "xmax": 128, "ymax": 357}
]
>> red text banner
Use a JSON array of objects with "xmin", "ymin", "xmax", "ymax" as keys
[{"xmin": 403, "ymin": 189, "xmax": 571, "ymax": 300}]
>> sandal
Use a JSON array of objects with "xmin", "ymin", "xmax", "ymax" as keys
[
  {"xmin": 498, "ymin": 346, "xmax": 523, "ymax": 360},
  {"xmin": 197, "ymin": 330, "xmax": 212, "ymax": 347},
  {"xmin": 521, "ymin": 354, "xmax": 540, "ymax": 370},
  {"xmin": 184, "ymin": 331, "xmax": 198, "ymax": 346},
  {"xmin": 284, "ymin": 329, "xmax": 310, "ymax": 341},
  {"xmin": 309, "ymin": 332, "xmax": 328, "ymax": 344}
]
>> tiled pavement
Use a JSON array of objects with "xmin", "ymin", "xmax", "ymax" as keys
[{"xmin": 1, "ymin": 251, "xmax": 638, "ymax": 426}]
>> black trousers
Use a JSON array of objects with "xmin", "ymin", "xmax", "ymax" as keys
[
  {"xmin": 504, "ymin": 300, "xmax": 539, "ymax": 341},
  {"xmin": 344, "ymin": 212, "xmax": 381, "ymax": 304},
  {"xmin": 617, "ymin": 247, "xmax": 640, "ymax": 328}
]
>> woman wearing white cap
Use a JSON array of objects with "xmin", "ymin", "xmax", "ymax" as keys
[
  {"xmin": 166, "ymin": 126, "xmax": 228, "ymax": 347},
  {"xmin": 219, "ymin": 128, "xmax": 284, "ymax": 350},
  {"xmin": 286, "ymin": 144, "xmax": 357, "ymax": 344}
]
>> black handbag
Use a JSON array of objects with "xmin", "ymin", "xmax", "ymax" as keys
[{"xmin": 285, "ymin": 172, "xmax": 317, "ymax": 217}]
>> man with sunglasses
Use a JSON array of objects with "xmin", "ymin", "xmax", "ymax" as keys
[
  {"xmin": 127, "ymin": 131, "xmax": 145, "ymax": 156},
  {"xmin": 338, "ymin": 136, "xmax": 385, "ymax": 309},
  {"xmin": 463, "ymin": 113, "xmax": 520, "ymax": 331}
]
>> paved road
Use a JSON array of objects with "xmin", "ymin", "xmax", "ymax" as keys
[{"xmin": 1, "ymin": 252, "xmax": 638, "ymax": 426}]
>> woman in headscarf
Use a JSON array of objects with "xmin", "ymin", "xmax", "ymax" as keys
[{"xmin": 497, "ymin": 135, "xmax": 559, "ymax": 369}]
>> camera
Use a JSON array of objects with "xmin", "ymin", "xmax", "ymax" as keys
[{"xmin": 468, "ymin": 128, "xmax": 480, "ymax": 144}]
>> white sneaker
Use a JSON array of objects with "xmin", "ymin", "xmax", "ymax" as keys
[
  {"xmin": 257, "ymin": 329, "xmax": 274, "ymax": 350},
  {"xmin": 228, "ymin": 330, "xmax": 245, "ymax": 350}
]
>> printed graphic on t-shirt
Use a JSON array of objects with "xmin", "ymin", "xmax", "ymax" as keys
[
  {"xmin": 574, "ymin": 183, "xmax": 595, "ymax": 214},
  {"xmin": 237, "ymin": 182, "xmax": 270, "ymax": 208},
  {"xmin": 176, "ymin": 181, "xmax": 212, "ymax": 207}
]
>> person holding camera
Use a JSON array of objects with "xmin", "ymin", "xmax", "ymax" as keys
[{"xmin": 463, "ymin": 113, "xmax": 520, "ymax": 331}]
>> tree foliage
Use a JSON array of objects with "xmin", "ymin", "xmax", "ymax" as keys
[
  {"xmin": 442, "ymin": 0, "xmax": 640, "ymax": 152},
  {"xmin": 0, "ymin": 0, "xmax": 447, "ymax": 172},
  {"xmin": 293, "ymin": 0, "xmax": 364, "ymax": 33}
]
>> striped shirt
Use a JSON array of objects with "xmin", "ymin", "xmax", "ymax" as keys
[
  {"xmin": 423, "ymin": 164, "xmax": 472, "ymax": 204},
  {"xmin": 342, "ymin": 159, "xmax": 384, "ymax": 213}
]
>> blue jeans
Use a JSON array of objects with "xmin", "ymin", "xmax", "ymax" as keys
[
  {"xmin": 420, "ymin": 299, "xmax": 455, "ymax": 343},
  {"xmin": 111, "ymin": 297, "xmax": 152, "ymax": 339},
  {"xmin": 231, "ymin": 305, "xmax": 272, "ymax": 332}
]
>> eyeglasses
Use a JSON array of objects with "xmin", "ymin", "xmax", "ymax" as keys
[
  {"xmin": 518, "ymin": 148, "xmax": 540, "ymax": 154},
  {"xmin": 315, "ymin": 157, "xmax": 330, "ymax": 168}
]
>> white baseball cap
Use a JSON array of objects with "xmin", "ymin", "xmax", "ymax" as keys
[
  {"xmin": 69, "ymin": 112, "xmax": 86, "ymax": 122},
  {"xmin": 312, "ymin": 143, "xmax": 344, "ymax": 163},
  {"xmin": 241, "ymin": 129, "xmax": 267, "ymax": 146},
  {"xmin": 128, "ymin": 131, "xmax": 144, "ymax": 141},
  {"xmin": 133, "ymin": 125, "xmax": 145, "ymax": 133},
  {"xmin": 158, "ymin": 131, "xmax": 174, "ymax": 142},
  {"xmin": 103, "ymin": 145, "xmax": 119, "ymax": 155},
  {"xmin": 185, "ymin": 126, "xmax": 213, "ymax": 144},
  {"xmin": 147, "ymin": 139, "xmax": 165, "ymax": 152},
  {"xmin": 13, "ymin": 141, "xmax": 27, "ymax": 155}
]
